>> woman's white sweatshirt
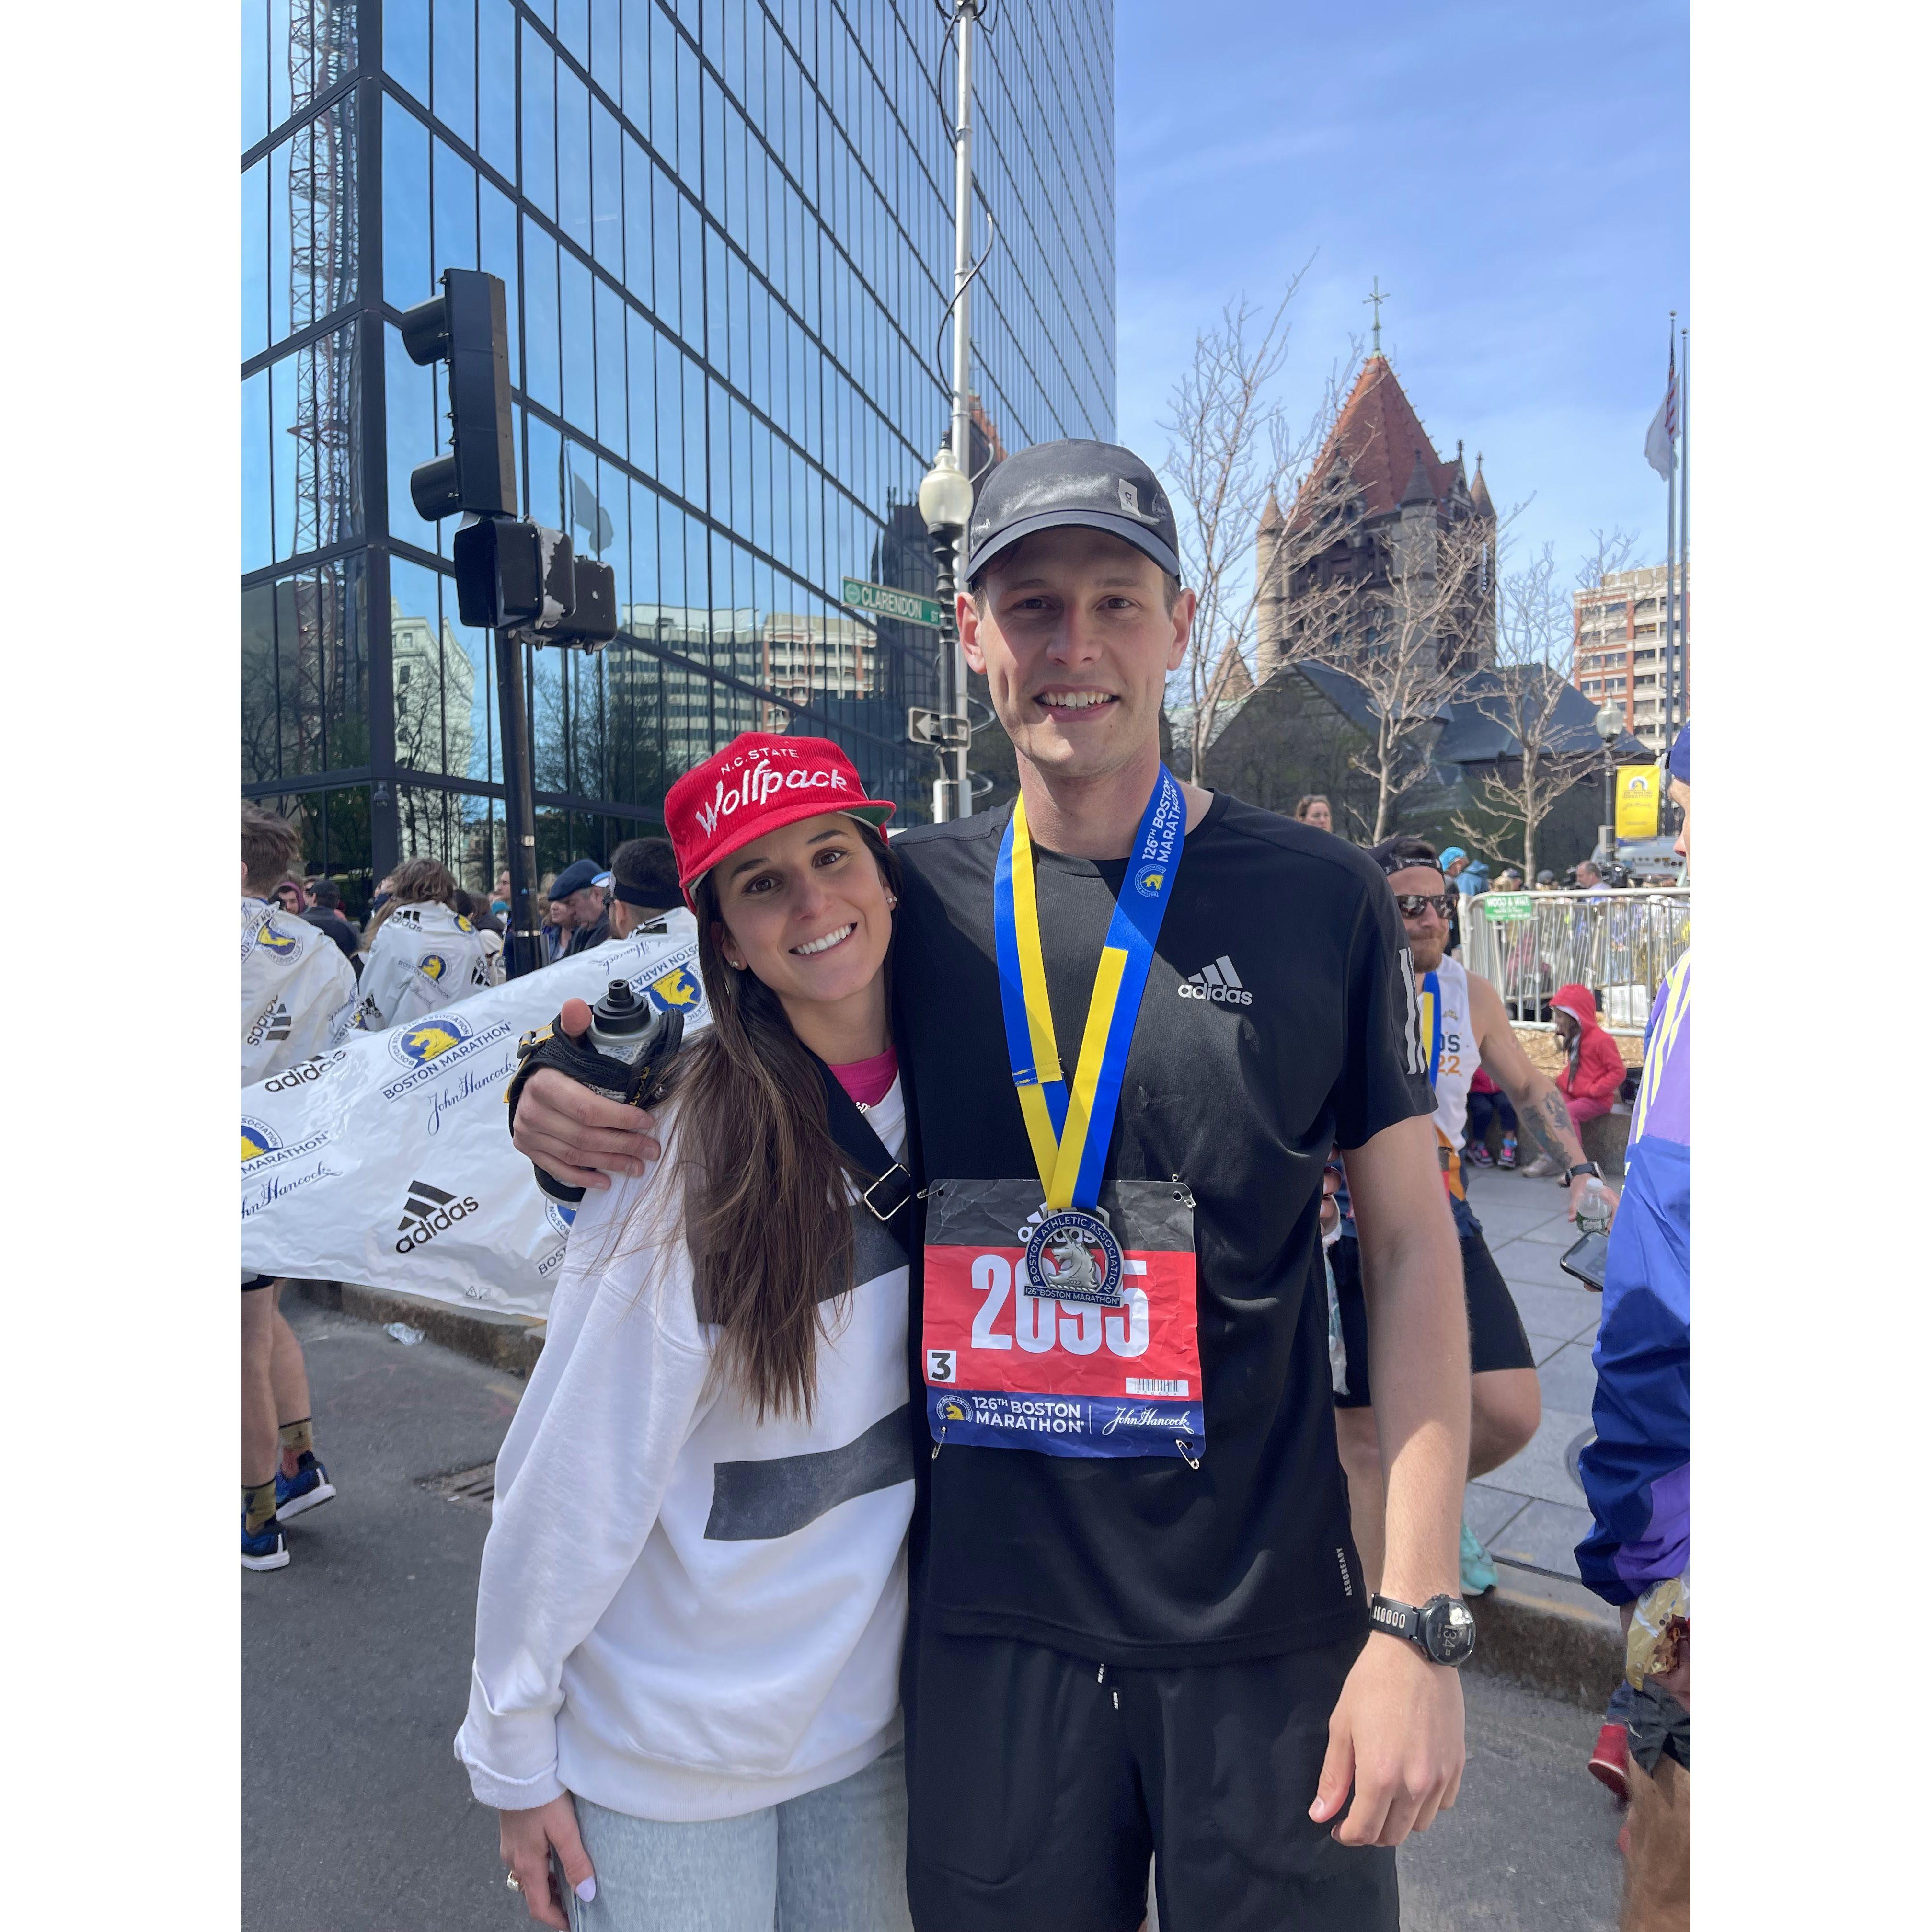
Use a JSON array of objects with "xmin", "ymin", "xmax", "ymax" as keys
[{"xmin": 455, "ymin": 1081, "xmax": 915, "ymax": 1822}]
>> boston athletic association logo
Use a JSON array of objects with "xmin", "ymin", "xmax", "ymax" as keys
[{"xmin": 1023, "ymin": 1208, "xmax": 1124, "ymax": 1309}]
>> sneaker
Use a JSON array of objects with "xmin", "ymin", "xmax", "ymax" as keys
[
  {"xmin": 276, "ymin": 1451, "xmax": 336, "ymax": 1523},
  {"xmin": 244, "ymin": 1512, "xmax": 290, "ymax": 1571},
  {"xmin": 1466, "ymin": 1142, "xmax": 1495, "ymax": 1168},
  {"xmin": 1499, "ymin": 1134, "xmax": 1518, "ymax": 1169},
  {"xmin": 1518, "ymin": 1153, "xmax": 1559, "ymax": 1178},
  {"xmin": 1588, "ymin": 1722, "xmax": 1630, "ymax": 1801},
  {"xmin": 1459, "ymin": 1520, "xmax": 1499, "ymax": 1595}
]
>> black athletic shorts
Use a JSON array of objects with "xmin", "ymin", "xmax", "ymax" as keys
[
  {"xmin": 242, "ymin": 1273, "xmax": 277, "ymax": 1293},
  {"xmin": 904, "ymin": 1624, "xmax": 1397, "ymax": 1932},
  {"xmin": 1331, "ymin": 1212, "xmax": 1534, "ymax": 1409}
]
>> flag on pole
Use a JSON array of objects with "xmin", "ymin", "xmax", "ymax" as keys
[
  {"xmin": 571, "ymin": 469, "xmax": 615, "ymax": 553},
  {"xmin": 1644, "ymin": 341, "xmax": 1679, "ymax": 479}
]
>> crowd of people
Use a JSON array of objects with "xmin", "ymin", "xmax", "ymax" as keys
[{"xmin": 242, "ymin": 436, "xmax": 1690, "ymax": 1932}]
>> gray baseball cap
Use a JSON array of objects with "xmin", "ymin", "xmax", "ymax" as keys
[{"xmin": 963, "ymin": 438, "xmax": 1183, "ymax": 586}]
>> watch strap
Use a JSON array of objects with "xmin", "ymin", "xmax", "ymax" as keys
[
  {"xmin": 1565, "ymin": 1161, "xmax": 1602, "ymax": 1181},
  {"xmin": 1368, "ymin": 1594, "xmax": 1421, "ymax": 1647}
]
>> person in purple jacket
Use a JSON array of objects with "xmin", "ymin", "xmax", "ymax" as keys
[{"xmin": 1576, "ymin": 722, "xmax": 1691, "ymax": 1932}]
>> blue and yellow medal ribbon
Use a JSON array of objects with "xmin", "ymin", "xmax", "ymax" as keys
[{"xmin": 993, "ymin": 768, "xmax": 1185, "ymax": 1210}]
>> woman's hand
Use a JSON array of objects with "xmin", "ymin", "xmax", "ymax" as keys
[{"xmin": 499, "ymin": 1794, "xmax": 597, "ymax": 1929}]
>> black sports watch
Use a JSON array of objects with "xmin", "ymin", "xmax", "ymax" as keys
[
  {"xmin": 1565, "ymin": 1161, "xmax": 1602, "ymax": 1182},
  {"xmin": 1369, "ymin": 1593, "xmax": 1476, "ymax": 1667}
]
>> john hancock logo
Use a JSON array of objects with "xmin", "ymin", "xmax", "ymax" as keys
[
  {"xmin": 396, "ymin": 1178, "xmax": 481, "ymax": 1254},
  {"xmin": 381, "ymin": 1012, "xmax": 513, "ymax": 1101}
]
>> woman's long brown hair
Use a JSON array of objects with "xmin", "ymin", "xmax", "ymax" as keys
[
  {"xmin": 363, "ymin": 856, "xmax": 459, "ymax": 947},
  {"xmin": 659, "ymin": 824, "xmax": 902, "ymax": 1422}
]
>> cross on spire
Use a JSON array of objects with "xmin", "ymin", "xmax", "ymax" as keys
[{"xmin": 1365, "ymin": 276, "xmax": 1391, "ymax": 355}]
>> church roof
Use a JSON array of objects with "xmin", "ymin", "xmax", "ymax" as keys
[
  {"xmin": 1209, "ymin": 638, "xmax": 1254, "ymax": 702},
  {"xmin": 1469, "ymin": 454, "xmax": 1494, "ymax": 518},
  {"xmin": 1291, "ymin": 354, "xmax": 1460, "ymax": 527},
  {"xmin": 1259, "ymin": 488, "xmax": 1283, "ymax": 533}
]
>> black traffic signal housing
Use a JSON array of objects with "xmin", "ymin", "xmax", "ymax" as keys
[
  {"xmin": 453, "ymin": 518, "xmax": 618, "ymax": 648},
  {"xmin": 452, "ymin": 518, "xmax": 572, "ymax": 630},
  {"xmin": 399, "ymin": 269, "xmax": 517, "ymax": 521}
]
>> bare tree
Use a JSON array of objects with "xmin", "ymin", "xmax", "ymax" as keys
[
  {"xmin": 1158, "ymin": 280, "xmax": 1358, "ymax": 782},
  {"xmin": 1321, "ymin": 510, "xmax": 1495, "ymax": 842},
  {"xmin": 1451, "ymin": 529, "xmax": 1636, "ymax": 879}
]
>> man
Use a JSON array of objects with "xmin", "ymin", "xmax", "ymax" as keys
[
  {"xmin": 1574, "ymin": 858, "xmax": 1607, "ymax": 894},
  {"xmin": 1437, "ymin": 846, "xmax": 1470, "ymax": 954},
  {"xmin": 1577, "ymin": 725, "xmax": 1691, "ymax": 1932},
  {"xmin": 300, "ymin": 876, "xmax": 361, "ymax": 971},
  {"xmin": 546, "ymin": 859, "xmax": 607, "ymax": 959},
  {"xmin": 511, "ymin": 441, "xmax": 1473, "ymax": 1931},
  {"xmin": 1331, "ymin": 838, "xmax": 1618, "ymax": 1596},
  {"xmin": 601, "ymin": 837, "xmax": 686, "ymax": 942},
  {"xmin": 242, "ymin": 805, "xmax": 357, "ymax": 1570}
]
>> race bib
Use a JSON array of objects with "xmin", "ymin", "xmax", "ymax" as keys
[{"xmin": 922, "ymin": 1177, "xmax": 1203, "ymax": 1461}]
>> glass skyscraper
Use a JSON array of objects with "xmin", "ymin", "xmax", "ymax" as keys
[{"xmin": 242, "ymin": 0, "xmax": 1116, "ymax": 909}]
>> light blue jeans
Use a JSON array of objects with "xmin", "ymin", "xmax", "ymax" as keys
[{"xmin": 565, "ymin": 1743, "xmax": 912, "ymax": 1932}]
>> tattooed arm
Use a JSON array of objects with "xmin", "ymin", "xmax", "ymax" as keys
[{"xmin": 1467, "ymin": 973, "xmax": 1619, "ymax": 1223}]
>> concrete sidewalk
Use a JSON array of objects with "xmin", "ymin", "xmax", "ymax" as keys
[{"xmin": 1457, "ymin": 1161, "xmax": 1622, "ymax": 1702}]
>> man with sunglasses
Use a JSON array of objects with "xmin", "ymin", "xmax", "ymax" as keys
[{"xmin": 1330, "ymin": 837, "xmax": 1619, "ymax": 1598}]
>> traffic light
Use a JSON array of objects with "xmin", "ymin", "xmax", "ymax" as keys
[
  {"xmin": 398, "ymin": 268, "xmax": 517, "ymax": 521},
  {"xmin": 452, "ymin": 518, "xmax": 573, "ymax": 631},
  {"xmin": 452, "ymin": 519, "xmax": 617, "ymax": 647},
  {"xmin": 545, "ymin": 555, "xmax": 618, "ymax": 647}
]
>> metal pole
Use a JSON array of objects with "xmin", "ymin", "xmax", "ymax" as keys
[
  {"xmin": 1676, "ymin": 323, "xmax": 1689, "ymax": 742},
  {"xmin": 1662, "ymin": 312, "xmax": 1677, "ymax": 754},
  {"xmin": 937, "ymin": 2, "xmax": 979, "ymax": 823},
  {"xmin": 1602, "ymin": 743, "xmax": 1617, "ymax": 862},
  {"xmin": 494, "ymin": 628, "xmax": 542, "ymax": 978}
]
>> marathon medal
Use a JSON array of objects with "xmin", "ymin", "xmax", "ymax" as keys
[
  {"xmin": 921, "ymin": 767, "xmax": 1207, "ymax": 1463},
  {"xmin": 1023, "ymin": 1206, "xmax": 1123, "ymax": 1307}
]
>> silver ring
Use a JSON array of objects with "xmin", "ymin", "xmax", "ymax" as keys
[{"xmin": 506, "ymin": 1870, "xmax": 524, "ymax": 1894}]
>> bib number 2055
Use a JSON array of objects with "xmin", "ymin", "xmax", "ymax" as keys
[{"xmin": 921, "ymin": 1178, "xmax": 1203, "ymax": 1461}]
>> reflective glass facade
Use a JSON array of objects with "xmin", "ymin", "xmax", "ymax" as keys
[{"xmin": 243, "ymin": 0, "xmax": 1116, "ymax": 908}]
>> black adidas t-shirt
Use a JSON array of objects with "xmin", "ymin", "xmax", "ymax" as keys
[{"xmin": 891, "ymin": 791, "xmax": 1432, "ymax": 1665}]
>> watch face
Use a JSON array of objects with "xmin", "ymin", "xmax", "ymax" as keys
[{"xmin": 1423, "ymin": 1598, "xmax": 1476, "ymax": 1666}]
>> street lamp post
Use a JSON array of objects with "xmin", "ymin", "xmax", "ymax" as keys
[
  {"xmin": 1594, "ymin": 698, "xmax": 1622, "ymax": 866},
  {"xmin": 918, "ymin": 442, "xmax": 975, "ymax": 822}
]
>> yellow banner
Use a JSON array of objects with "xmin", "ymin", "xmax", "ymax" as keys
[{"xmin": 1616, "ymin": 764, "xmax": 1662, "ymax": 840}]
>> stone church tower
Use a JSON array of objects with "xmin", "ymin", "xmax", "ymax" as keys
[{"xmin": 1255, "ymin": 353, "xmax": 1495, "ymax": 681}]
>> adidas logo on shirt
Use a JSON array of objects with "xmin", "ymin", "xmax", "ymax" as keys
[
  {"xmin": 1178, "ymin": 956, "xmax": 1253, "ymax": 1006},
  {"xmin": 395, "ymin": 1177, "xmax": 481, "ymax": 1254}
]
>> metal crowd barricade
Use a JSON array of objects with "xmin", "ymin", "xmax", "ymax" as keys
[{"xmin": 1462, "ymin": 889, "xmax": 1690, "ymax": 1035}]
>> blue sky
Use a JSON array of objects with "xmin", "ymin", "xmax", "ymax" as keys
[{"xmin": 1112, "ymin": 0, "xmax": 1690, "ymax": 583}]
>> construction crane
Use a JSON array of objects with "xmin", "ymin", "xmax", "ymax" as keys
[{"xmin": 285, "ymin": 1, "xmax": 358, "ymax": 771}]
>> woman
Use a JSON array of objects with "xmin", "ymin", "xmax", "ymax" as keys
[
  {"xmin": 355, "ymin": 856, "xmax": 494, "ymax": 1032},
  {"xmin": 1293, "ymin": 793, "xmax": 1333, "ymax": 833},
  {"xmin": 459, "ymin": 735, "xmax": 915, "ymax": 1932},
  {"xmin": 452, "ymin": 887, "xmax": 506, "ymax": 985}
]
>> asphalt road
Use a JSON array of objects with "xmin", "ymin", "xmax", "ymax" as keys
[{"xmin": 246, "ymin": 1301, "xmax": 1624, "ymax": 1932}]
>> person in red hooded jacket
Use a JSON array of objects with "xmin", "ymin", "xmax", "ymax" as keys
[{"xmin": 1550, "ymin": 984, "xmax": 1626, "ymax": 1126}]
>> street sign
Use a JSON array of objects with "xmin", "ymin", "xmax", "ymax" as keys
[
  {"xmin": 842, "ymin": 576, "xmax": 946, "ymax": 630},
  {"xmin": 1481, "ymin": 893, "xmax": 1535, "ymax": 922},
  {"xmin": 908, "ymin": 707, "xmax": 971, "ymax": 749}
]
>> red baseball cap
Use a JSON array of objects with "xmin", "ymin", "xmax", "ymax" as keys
[{"xmin": 663, "ymin": 733, "xmax": 895, "ymax": 899}]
